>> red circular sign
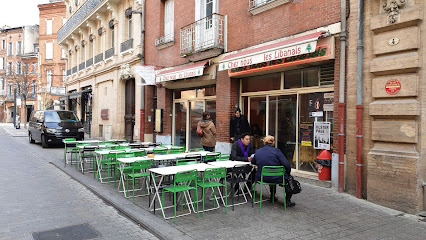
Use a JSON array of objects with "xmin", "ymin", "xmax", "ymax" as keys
[{"xmin": 385, "ymin": 79, "xmax": 401, "ymax": 95}]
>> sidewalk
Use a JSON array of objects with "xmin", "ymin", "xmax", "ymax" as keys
[
  {"xmin": 0, "ymin": 123, "xmax": 28, "ymax": 137},
  {"xmin": 51, "ymin": 156, "xmax": 426, "ymax": 240}
]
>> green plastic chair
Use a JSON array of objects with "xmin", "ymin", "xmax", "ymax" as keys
[
  {"xmin": 189, "ymin": 148, "xmax": 204, "ymax": 152},
  {"xmin": 99, "ymin": 141, "xmax": 114, "ymax": 146},
  {"xmin": 168, "ymin": 146, "xmax": 185, "ymax": 154},
  {"xmin": 197, "ymin": 167, "xmax": 228, "ymax": 218},
  {"xmin": 103, "ymin": 150, "xmax": 125, "ymax": 185},
  {"xmin": 252, "ymin": 166, "xmax": 286, "ymax": 212},
  {"xmin": 153, "ymin": 147, "xmax": 168, "ymax": 154},
  {"xmin": 204, "ymin": 152, "xmax": 221, "ymax": 163},
  {"xmin": 129, "ymin": 149, "xmax": 146, "ymax": 157},
  {"xmin": 76, "ymin": 143, "xmax": 91, "ymax": 171},
  {"xmin": 162, "ymin": 169, "xmax": 199, "ymax": 224},
  {"xmin": 217, "ymin": 153, "xmax": 231, "ymax": 161},
  {"xmin": 128, "ymin": 159, "xmax": 154, "ymax": 203},
  {"xmin": 63, "ymin": 138, "xmax": 77, "ymax": 166},
  {"xmin": 176, "ymin": 158, "xmax": 198, "ymax": 166}
]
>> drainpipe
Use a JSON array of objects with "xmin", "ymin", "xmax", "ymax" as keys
[
  {"xmin": 356, "ymin": 0, "xmax": 364, "ymax": 199},
  {"xmin": 338, "ymin": 0, "xmax": 347, "ymax": 193}
]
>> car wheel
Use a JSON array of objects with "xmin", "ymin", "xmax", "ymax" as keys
[
  {"xmin": 29, "ymin": 132, "xmax": 35, "ymax": 143},
  {"xmin": 41, "ymin": 135, "xmax": 49, "ymax": 148}
]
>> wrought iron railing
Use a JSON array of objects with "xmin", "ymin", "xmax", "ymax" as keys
[
  {"xmin": 67, "ymin": 69, "xmax": 71, "ymax": 76},
  {"xmin": 79, "ymin": 62, "xmax": 85, "ymax": 71},
  {"xmin": 72, "ymin": 66, "xmax": 77, "ymax": 74},
  {"xmin": 94, "ymin": 53, "xmax": 103, "ymax": 64},
  {"xmin": 120, "ymin": 38, "xmax": 133, "ymax": 52},
  {"xmin": 105, "ymin": 47, "xmax": 114, "ymax": 59},
  {"xmin": 155, "ymin": 34, "xmax": 174, "ymax": 47},
  {"xmin": 86, "ymin": 58, "xmax": 93, "ymax": 68},
  {"xmin": 57, "ymin": 0, "xmax": 104, "ymax": 43},
  {"xmin": 180, "ymin": 13, "xmax": 226, "ymax": 56}
]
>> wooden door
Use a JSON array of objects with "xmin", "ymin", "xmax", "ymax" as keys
[{"xmin": 124, "ymin": 79, "xmax": 135, "ymax": 140}]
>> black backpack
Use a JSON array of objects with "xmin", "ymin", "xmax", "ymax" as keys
[{"xmin": 285, "ymin": 176, "xmax": 301, "ymax": 194}]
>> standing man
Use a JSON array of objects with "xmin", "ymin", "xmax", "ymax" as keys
[{"xmin": 229, "ymin": 108, "xmax": 250, "ymax": 142}]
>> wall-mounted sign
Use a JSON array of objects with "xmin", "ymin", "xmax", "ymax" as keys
[
  {"xmin": 385, "ymin": 79, "xmax": 401, "ymax": 95},
  {"xmin": 314, "ymin": 122, "xmax": 331, "ymax": 150},
  {"xmin": 101, "ymin": 109, "xmax": 109, "ymax": 120}
]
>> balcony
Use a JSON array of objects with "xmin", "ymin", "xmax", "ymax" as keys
[
  {"xmin": 95, "ymin": 53, "xmax": 103, "ymax": 64},
  {"xmin": 72, "ymin": 66, "xmax": 77, "ymax": 74},
  {"xmin": 57, "ymin": 0, "xmax": 104, "ymax": 43},
  {"xmin": 79, "ymin": 62, "xmax": 85, "ymax": 71},
  {"xmin": 86, "ymin": 58, "xmax": 93, "ymax": 68},
  {"xmin": 180, "ymin": 13, "xmax": 226, "ymax": 62},
  {"xmin": 105, "ymin": 47, "xmax": 114, "ymax": 59},
  {"xmin": 155, "ymin": 34, "xmax": 174, "ymax": 49},
  {"xmin": 120, "ymin": 38, "xmax": 133, "ymax": 53},
  {"xmin": 248, "ymin": 0, "xmax": 291, "ymax": 15}
]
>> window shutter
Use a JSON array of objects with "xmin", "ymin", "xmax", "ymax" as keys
[
  {"xmin": 0, "ymin": 58, "xmax": 3, "ymax": 70},
  {"xmin": 46, "ymin": 20, "xmax": 53, "ymax": 35},
  {"xmin": 164, "ymin": 0, "xmax": 174, "ymax": 40},
  {"xmin": 195, "ymin": 0, "xmax": 201, "ymax": 21}
]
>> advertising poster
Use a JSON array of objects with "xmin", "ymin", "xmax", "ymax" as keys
[
  {"xmin": 314, "ymin": 122, "xmax": 331, "ymax": 150},
  {"xmin": 308, "ymin": 92, "xmax": 324, "ymax": 117},
  {"xmin": 300, "ymin": 122, "xmax": 313, "ymax": 147},
  {"xmin": 323, "ymin": 92, "xmax": 334, "ymax": 112}
]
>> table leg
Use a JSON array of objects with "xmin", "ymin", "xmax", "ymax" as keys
[{"xmin": 149, "ymin": 172, "xmax": 166, "ymax": 219}]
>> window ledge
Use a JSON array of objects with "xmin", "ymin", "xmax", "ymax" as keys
[
  {"xmin": 94, "ymin": 62, "xmax": 102, "ymax": 68},
  {"xmin": 104, "ymin": 57, "xmax": 114, "ymax": 63},
  {"xmin": 249, "ymin": 0, "xmax": 291, "ymax": 15},
  {"xmin": 156, "ymin": 40, "xmax": 174, "ymax": 50},
  {"xmin": 120, "ymin": 48, "xmax": 134, "ymax": 57}
]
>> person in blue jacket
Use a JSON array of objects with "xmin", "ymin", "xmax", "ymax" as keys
[{"xmin": 251, "ymin": 135, "xmax": 295, "ymax": 207}]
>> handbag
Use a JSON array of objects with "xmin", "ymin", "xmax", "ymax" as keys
[
  {"xmin": 285, "ymin": 176, "xmax": 301, "ymax": 194},
  {"xmin": 196, "ymin": 123, "xmax": 203, "ymax": 137}
]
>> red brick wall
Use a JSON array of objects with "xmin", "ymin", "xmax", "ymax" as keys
[{"xmin": 216, "ymin": 70, "xmax": 238, "ymax": 142}]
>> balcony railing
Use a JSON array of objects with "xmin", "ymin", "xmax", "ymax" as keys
[
  {"xmin": 86, "ymin": 58, "xmax": 93, "ymax": 68},
  {"xmin": 57, "ymin": 0, "xmax": 104, "ymax": 43},
  {"xmin": 105, "ymin": 47, "xmax": 114, "ymax": 59},
  {"xmin": 180, "ymin": 13, "xmax": 226, "ymax": 57},
  {"xmin": 95, "ymin": 53, "xmax": 103, "ymax": 64},
  {"xmin": 120, "ymin": 38, "xmax": 133, "ymax": 53},
  {"xmin": 79, "ymin": 62, "xmax": 85, "ymax": 71},
  {"xmin": 67, "ymin": 69, "xmax": 71, "ymax": 76},
  {"xmin": 72, "ymin": 66, "xmax": 77, "ymax": 74}
]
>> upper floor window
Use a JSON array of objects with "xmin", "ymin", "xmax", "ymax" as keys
[
  {"xmin": 61, "ymin": 48, "xmax": 66, "ymax": 59},
  {"xmin": 7, "ymin": 62, "xmax": 13, "ymax": 75},
  {"xmin": 16, "ymin": 62, "xmax": 22, "ymax": 75},
  {"xmin": 46, "ymin": 20, "xmax": 53, "ymax": 35},
  {"xmin": 32, "ymin": 62, "xmax": 37, "ymax": 74},
  {"xmin": 8, "ymin": 42, "xmax": 13, "ymax": 56},
  {"xmin": 1, "ymin": 40, "xmax": 5, "ymax": 49},
  {"xmin": 45, "ymin": 42, "xmax": 53, "ymax": 59},
  {"xmin": 164, "ymin": 0, "xmax": 174, "ymax": 41},
  {"xmin": 24, "ymin": 63, "xmax": 29, "ymax": 74},
  {"xmin": 125, "ymin": 8, "xmax": 133, "ymax": 40},
  {"xmin": 0, "ymin": 57, "xmax": 4, "ymax": 70},
  {"xmin": 109, "ymin": 22, "xmax": 115, "ymax": 48},
  {"xmin": 32, "ymin": 80, "xmax": 36, "ymax": 95},
  {"xmin": 46, "ymin": 70, "xmax": 52, "ymax": 89},
  {"xmin": 16, "ymin": 41, "xmax": 22, "ymax": 55}
]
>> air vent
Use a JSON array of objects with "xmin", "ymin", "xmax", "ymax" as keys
[{"xmin": 320, "ymin": 63, "xmax": 334, "ymax": 87}]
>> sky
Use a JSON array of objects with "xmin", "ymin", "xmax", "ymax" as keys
[{"xmin": 0, "ymin": 0, "xmax": 51, "ymax": 28}]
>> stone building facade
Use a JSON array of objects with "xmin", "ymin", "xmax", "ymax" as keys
[{"xmin": 58, "ymin": 0, "xmax": 144, "ymax": 140}]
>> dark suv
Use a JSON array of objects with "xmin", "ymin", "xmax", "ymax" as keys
[{"xmin": 28, "ymin": 110, "xmax": 84, "ymax": 148}]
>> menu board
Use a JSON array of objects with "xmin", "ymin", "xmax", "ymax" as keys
[{"xmin": 300, "ymin": 122, "xmax": 313, "ymax": 147}]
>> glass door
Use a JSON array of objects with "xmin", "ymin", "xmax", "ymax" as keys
[
  {"xmin": 189, "ymin": 101, "xmax": 204, "ymax": 149},
  {"xmin": 174, "ymin": 102, "xmax": 187, "ymax": 147},
  {"xmin": 248, "ymin": 96, "xmax": 266, "ymax": 150},
  {"xmin": 269, "ymin": 95, "xmax": 297, "ymax": 167}
]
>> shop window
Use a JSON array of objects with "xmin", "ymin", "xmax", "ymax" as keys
[
  {"xmin": 284, "ymin": 70, "xmax": 302, "ymax": 89},
  {"xmin": 285, "ymin": 68, "xmax": 319, "ymax": 89},
  {"xmin": 196, "ymin": 86, "xmax": 216, "ymax": 97},
  {"xmin": 303, "ymin": 68, "xmax": 319, "ymax": 87},
  {"xmin": 242, "ymin": 73, "xmax": 280, "ymax": 93}
]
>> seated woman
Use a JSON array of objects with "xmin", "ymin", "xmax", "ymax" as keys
[{"xmin": 251, "ymin": 135, "xmax": 295, "ymax": 207}]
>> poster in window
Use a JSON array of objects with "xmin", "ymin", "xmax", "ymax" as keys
[
  {"xmin": 314, "ymin": 122, "xmax": 331, "ymax": 150},
  {"xmin": 300, "ymin": 122, "xmax": 313, "ymax": 147},
  {"xmin": 323, "ymin": 92, "xmax": 334, "ymax": 112},
  {"xmin": 308, "ymin": 92, "xmax": 324, "ymax": 117}
]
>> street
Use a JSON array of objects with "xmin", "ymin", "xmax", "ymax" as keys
[
  {"xmin": 0, "ymin": 124, "xmax": 158, "ymax": 240},
  {"xmin": 1, "ymin": 123, "xmax": 426, "ymax": 240}
]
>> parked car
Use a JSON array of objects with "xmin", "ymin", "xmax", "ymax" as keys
[{"xmin": 28, "ymin": 110, "xmax": 84, "ymax": 148}]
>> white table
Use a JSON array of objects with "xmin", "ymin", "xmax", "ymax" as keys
[{"xmin": 148, "ymin": 163, "xmax": 222, "ymax": 219}]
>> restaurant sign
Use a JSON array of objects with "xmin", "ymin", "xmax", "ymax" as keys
[
  {"xmin": 229, "ymin": 45, "xmax": 330, "ymax": 76},
  {"xmin": 220, "ymin": 41, "xmax": 317, "ymax": 71},
  {"xmin": 156, "ymin": 66, "xmax": 205, "ymax": 82}
]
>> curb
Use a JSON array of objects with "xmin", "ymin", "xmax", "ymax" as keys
[{"xmin": 50, "ymin": 161, "xmax": 193, "ymax": 240}]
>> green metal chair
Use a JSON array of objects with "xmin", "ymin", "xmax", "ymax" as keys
[
  {"xmin": 168, "ymin": 146, "xmax": 185, "ymax": 154},
  {"xmin": 189, "ymin": 148, "xmax": 204, "ymax": 152},
  {"xmin": 252, "ymin": 166, "xmax": 286, "ymax": 212},
  {"xmin": 102, "ymin": 150, "xmax": 125, "ymax": 185},
  {"xmin": 129, "ymin": 149, "xmax": 146, "ymax": 157},
  {"xmin": 128, "ymin": 159, "xmax": 154, "ymax": 203},
  {"xmin": 176, "ymin": 158, "xmax": 198, "ymax": 166},
  {"xmin": 197, "ymin": 167, "xmax": 228, "ymax": 218},
  {"xmin": 162, "ymin": 169, "xmax": 199, "ymax": 224},
  {"xmin": 63, "ymin": 138, "xmax": 77, "ymax": 166},
  {"xmin": 204, "ymin": 152, "xmax": 221, "ymax": 163},
  {"xmin": 217, "ymin": 153, "xmax": 231, "ymax": 161},
  {"xmin": 76, "ymin": 143, "xmax": 91, "ymax": 171},
  {"xmin": 153, "ymin": 147, "xmax": 168, "ymax": 154}
]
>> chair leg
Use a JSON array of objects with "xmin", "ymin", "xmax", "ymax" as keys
[
  {"xmin": 259, "ymin": 183, "xmax": 263, "ymax": 212},
  {"xmin": 231, "ymin": 183, "xmax": 235, "ymax": 211},
  {"xmin": 195, "ymin": 188, "xmax": 199, "ymax": 219},
  {"xmin": 202, "ymin": 188, "xmax": 205, "ymax": 218},
  {"xmin": 173, "ymin": 192, "xmax": 177, "ymax": 224}
]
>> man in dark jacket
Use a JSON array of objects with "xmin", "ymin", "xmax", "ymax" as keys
[
  {"xmin": 252, "ymin": 135, "xmax": 295, "ymax": 207},
  {"xmin": 229, "ymin": 108, "xmax": 250, "ymax": 142},
  {"xmin": 230, "ymin": 133, "xmax": 255, "ymax": 162}
]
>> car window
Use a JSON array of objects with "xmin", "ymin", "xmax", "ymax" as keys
[
  {"xmin": 44, "ymin": 111, "xmax": 79, "ymax": 122},
  {"xmin": 33, "ymin": 111, "xmax": 40, "ymax": 121},
  {"xmin": 39, "ymin": 112, "xmax": 44, "ymax": 122}
]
